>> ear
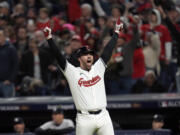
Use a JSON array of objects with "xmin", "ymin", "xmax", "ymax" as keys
[{"xmin": 78, "ymin": 57, "xmax": 81, "ymax": 62}]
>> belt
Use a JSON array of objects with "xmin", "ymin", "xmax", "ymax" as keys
[{"xmin": 77, "ymin": 109, "xmax": 102, "ymax": 115}]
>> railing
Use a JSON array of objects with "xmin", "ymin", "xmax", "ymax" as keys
[{"xmin": 0, "ymin": 94, "xmax": 180, "ymax": 112}]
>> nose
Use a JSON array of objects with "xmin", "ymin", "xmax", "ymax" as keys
[{"xmin": 87, "ymin": 55, "xmax": 92, "ymax": 59}]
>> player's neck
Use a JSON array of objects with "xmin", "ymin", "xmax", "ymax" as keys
[{"xmin": 80, "ymin": 65, "xmax": 91, "ymax": 71}]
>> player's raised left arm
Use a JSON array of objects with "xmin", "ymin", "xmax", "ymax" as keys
[{"xmin": 101, "ymin": 18, "xmax": 123, "ymax": 64}]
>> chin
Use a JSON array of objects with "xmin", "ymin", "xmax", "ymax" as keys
[{"xmin": 86, "ymin": 63, "xmax": 93, "ymax": 69}]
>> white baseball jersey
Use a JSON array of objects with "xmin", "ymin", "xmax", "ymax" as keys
[{"xmin": 60, "ymin": 58, "xmax": 107, "ymax": 111}]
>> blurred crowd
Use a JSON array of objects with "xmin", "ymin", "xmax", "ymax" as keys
[{"xmin": 0, "ymin": 0, "xmax": 180, "ymax": 97}]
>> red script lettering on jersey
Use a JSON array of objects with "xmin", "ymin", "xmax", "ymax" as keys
[{"xmin": 78, "ymin": 76, "xmax": 101, "ymax": 87}]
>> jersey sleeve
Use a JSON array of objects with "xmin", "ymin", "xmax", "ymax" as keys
[
  {"xmin": 59, "ymin": 60, "xmax": 77, "ymax": 78},
  {"xmin": 93, "ymin": 58, "xmax": 107, "ymax": 73}
]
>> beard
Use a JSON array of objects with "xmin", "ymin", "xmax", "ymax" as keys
[{"xmin": 81, "ymin": 60, "xmax": 93, "ymax": 70}]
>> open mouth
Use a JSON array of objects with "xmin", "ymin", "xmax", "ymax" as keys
[{"xmin": 87, "ymin": 59, "xmax": 91, "ymax": 63}]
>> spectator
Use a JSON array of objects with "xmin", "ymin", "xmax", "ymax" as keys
[
  {"xmin": 14, "ymin": 27, "xmax": 29, "ymax": 58},
  {"xmin": 13, "ymin": 13, "xmax": 27, "ymax": 28},
  {"xmin": 0, "ymin": 29, "xmax": 18, "ymax": 97},
  {"xmin": 36, "ymin": 8, "xmax": 50, "ymax": 30},
  {"xmin": 0, "ymin": 14, "xmax": 8, "ymax": 29},
  {"xmin": 132, "ymin": 70, "xmax": 166, "ymax": 93},
  {"xmin": 80, "ymin": 3, "xmax": 95, "ymax": 44},
  {"xmin": 4, "ymin": 25, "xmax": 16, "ymax": 44},
  {"xmin": 0, "ymin": 1, "xmax": 10, "ymax": 16},
  {"xmin": 13, "ymin": 117, "xmax": 30, "ymax": 134},
  {"xmin": 62, "ymin": 23, "xmax": 75, "ymax": 34},
  {"xmin": 97, "ymin": 16, "xmax": 107, "ymax": 36},
  {"xmin": 27, "ymin": 19, "xmax": 37, "ymax": 37},
  {"xmin": 143, "ymin": 31, "xmax": 161, "ymax": 75},
  {"xmin": 59, "ymin": 16, "xmax": 68, "ymax": 29},
  {"xmin": 166, "ymin": 7, "xmax": 180, "ymax": 31},
  {"xmin": 34, "ymin": 30, "xmax": 48, "ymax": 50},
  {"xmin": 157, "ymin": 5, "xmax": 180, "ymax": 92},
  {"xmin": 152, "ymin": 114, "xmax": 164, "ymax": 130},
  {"xmin": 35, "ymin": 107, "xmax": 74, "ymax": 135},
  {"xmin": 107, "ymin": 25, "xmax": 139, "ymax": 94},
  {"xmin": 111, "ymin": 5, "xmax": 124, "ymax": 19},
  {"xmin": 141, "ymin": 9, "xmax": 172, "ymax": 63},
  {"xmin": 70, "ymin": 35, "xmax": 82, "ymax": 52},
  {"xmin": 141, "ymin": 9, "xmax": 173, "ymax": 89},
  {"xmin": 81, "ymin": 18, "xmax": 98, "ymax": 46},
  {"xmin": 27, "ymin": 8, "xmax": 37, "ymax": 20},
  {"xmin": 59, "ymin": 29, "xmax": 71, "ymax": 42},
  {"xmin": 85, "ymin": 33, "xmax": 98, "ymax": 50},
  {"xmin": 34, "ymin": 31, "xmax": 54, "ymax": 67},
  {"xmin": 12, "ymin": 3, "xmax": 25, "ymax": 18},
  {"xmin": 81, "ymin": 3, "xmax": 93, "ymax": 21},
  {"xmin": 136, "ymin": 1, "xmax": 152, "ymax": 24},
  {"xmin": 20, "ymin": 36, "xmax": 52, "ymax": 84}
]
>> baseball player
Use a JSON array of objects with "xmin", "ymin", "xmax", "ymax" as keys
[
  {"xmin": 43, "ymin": 18, "xmax": 123, "ymax": 135},
  {"xmin": 35, "ymin": 107, "xmax": 74, "ymax": 135}
]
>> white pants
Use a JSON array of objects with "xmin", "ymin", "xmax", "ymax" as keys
[{"xmin": 76, "ymin": 109, "xmax": 114, "ymax": 135}]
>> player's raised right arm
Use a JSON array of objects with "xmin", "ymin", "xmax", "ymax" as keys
[{"xmin": 43, "ymin": 27, "xmax": 66, "ymax": 70}]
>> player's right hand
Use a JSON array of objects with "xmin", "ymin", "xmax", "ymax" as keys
[
  {"xmin": 115, "ymin": 18, "xmax": 123, "ymax": 34},
  {"xmin": 43, "ymin": 27, "xmax": 52, "ymax": 39}
]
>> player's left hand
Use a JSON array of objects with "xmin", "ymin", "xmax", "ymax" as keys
[{"xmin": 115, "ymin": 18, "xmax": 123, "ymax": 34}]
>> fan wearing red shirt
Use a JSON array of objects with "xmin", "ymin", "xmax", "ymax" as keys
[
  {"xmin": 36, "ymin": 8, "xmax": 50, "ymax": 30},
  {"xmin": 36, "ymin": 8, "xmax": 61, "ymax": 33}
]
